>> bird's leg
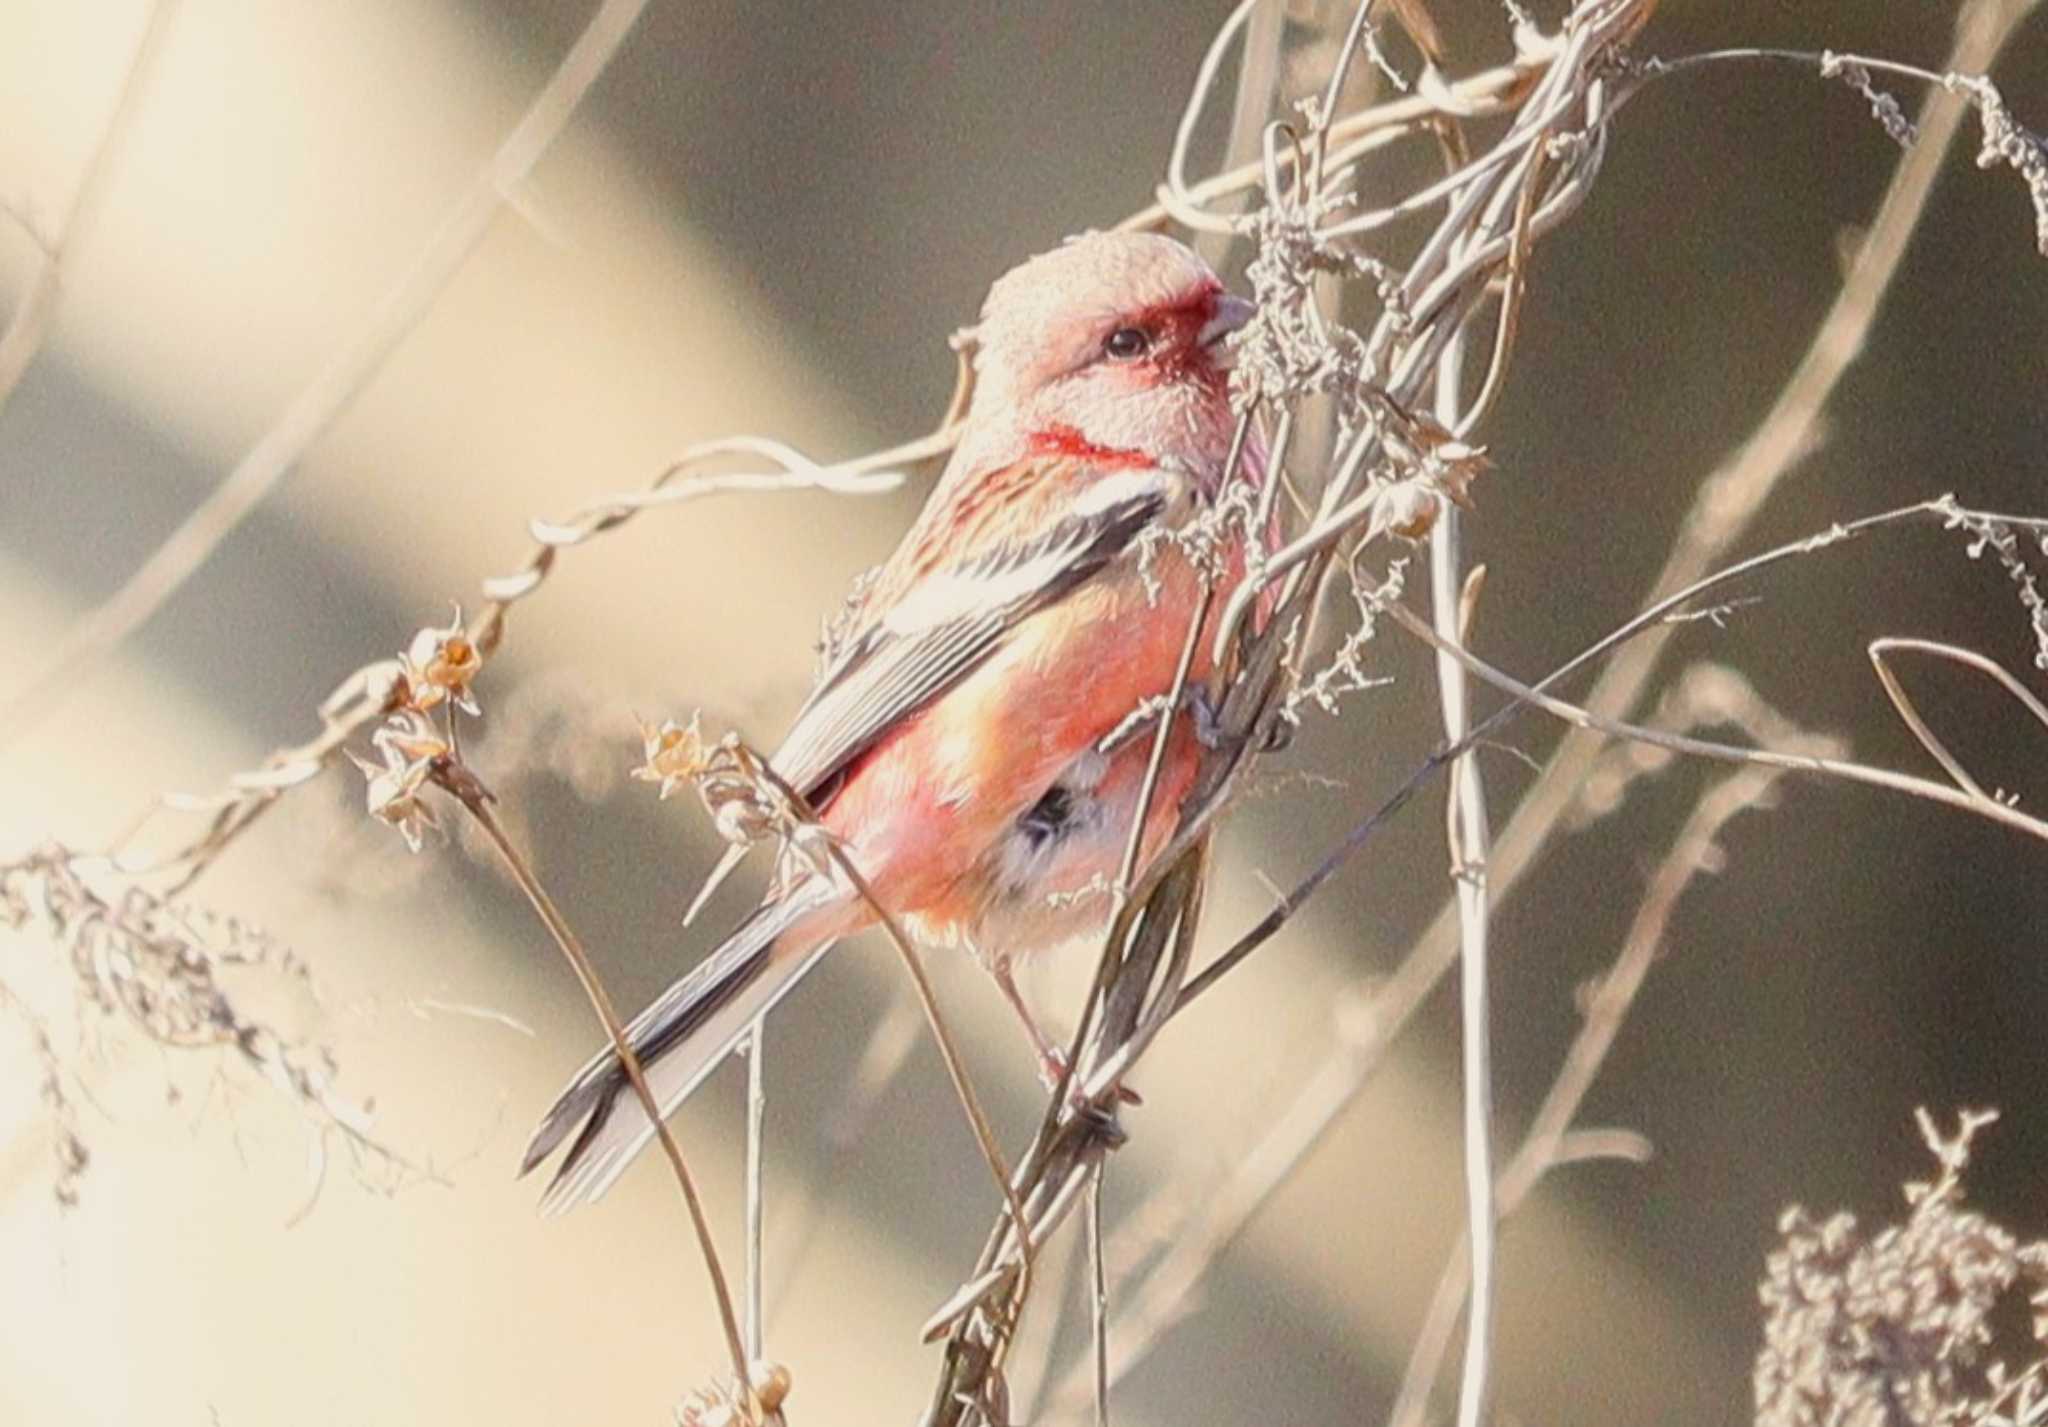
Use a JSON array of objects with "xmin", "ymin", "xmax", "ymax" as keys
[
  {"xmin": 990, "ymin": 956, "xmax": 1071, "ymax": 1089},
  {"xmin": 990, "ymin": 958, "xmax": 1141, "ymax": 1107}
]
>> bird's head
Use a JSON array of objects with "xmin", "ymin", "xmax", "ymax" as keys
[{"xmin": 963, "ymin": 232, "xmax": 1255, "ymax": 481}]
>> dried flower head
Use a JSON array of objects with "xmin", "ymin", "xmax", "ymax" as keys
[
  {"xmin": 633, "ymin": 713, "xmax": 715, "ymax": 801},
  {"xmin": 349, "ymin": 712, "xmax": 451, "ymax": 853},
  {"xmin": 673, "ymin": 1361, "xmax": 791, "ymax": 1427},
  {"xmin": 399, "ymin": 605, "xmax": 484, "ymax": 715},
  {"xmin": 634, "ymin": 713, "xmax": 793, "ymax": 850},
  {"xmin": 1368, "ymin": 476, "xmax": 1445, "ymax": 542}
]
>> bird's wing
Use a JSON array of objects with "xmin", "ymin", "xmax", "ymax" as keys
[
  {"xmin": 680, "ymin": 458, "xmax": 1171, "ymax": 925},
  {"xmin": 773, "ymin": 464, "xmax": 1169, "ymax": 797}
]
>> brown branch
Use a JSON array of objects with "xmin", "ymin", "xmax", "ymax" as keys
[{"xmin": 433, "ymin": 763, "xmax": 757, "ymax": 1418}]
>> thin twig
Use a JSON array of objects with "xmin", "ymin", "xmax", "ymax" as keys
[
  {"xmin": 744, "ymin": 1015, "xmax": 767, "ymax": 1364},
  {"xmin": 101, "ymin": 458, "xmax": 903, "ymax": 897},
  {"xmin": 0, "ymin": 0, "xmax": 660, "ymax": 748},
  {"xmin": 1086, "ymin": 499, "xmax": 2041, "ymax": 1410},
  {"xmin": 1391, "ymin": 696, "xmax": 1842, "ymax": 1425},
  {"xmin": 836, "ymin": 835, "xmax": 1035, "ymax": 1288},
  {"xmin": 1423, "ymin": 0, "xmax": 2042, "ymax": 1029},
  {"xmin": 1441, "ymin": 564, "xmax": 1497, "ymax": 1427},
  {"xmin": 1431, "ymin": 388, "xmax": 1497, "ymax": 1427},
  {"xmin": 1183, "ymin": 497, "xmax": 2048, "ymax": 1018},
  {"xmin": 1383, "ymin": 599, "xmax": 2048, "ymax": 846},
  {"xmin": 0, "ymin": 0, "xmax": 177, "ymax": 412},
  {"xmin": 744, "ymin": 764, "xmax": 1031, "ymax": 1286},
  {"xmin": 1867, "ymin": 637, "xmax": 2048, "ymax": 800},
  {"xmin": 435, "ymin": 764, "xmax": 755, "ymax": 1412},
  {"xmin": 1088, "ymin": 1168, "xmax": 1111, "ymax": 1427}
]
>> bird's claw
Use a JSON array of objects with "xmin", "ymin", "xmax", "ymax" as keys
[
  {"xmin": 1072, "ymin": 1098, "xmax": 1129, "ymax": 1149},
  {"xmin": 1184, "ymin": 685, "xmax": 1292, "ymax": 755}
]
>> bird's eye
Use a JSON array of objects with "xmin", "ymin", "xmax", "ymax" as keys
[{"xmin": 1103, "ymin": 326, "xmax": 1151, "ymax": 361}]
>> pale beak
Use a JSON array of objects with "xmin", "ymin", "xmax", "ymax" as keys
[{"xmin": 1198, "ymin": 292, "xmax": 1257, "ymax": 350}]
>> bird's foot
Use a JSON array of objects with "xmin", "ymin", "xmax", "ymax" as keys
[{"xmin": 1184, "ymin": 685, "xmax": 1293, "ymax": 755}]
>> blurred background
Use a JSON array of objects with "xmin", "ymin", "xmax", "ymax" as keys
[{"xmin": 0, "ymin": 1, "xmax": 2044, "ymax": 1423}]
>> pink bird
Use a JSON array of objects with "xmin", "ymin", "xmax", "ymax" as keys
[{"xmin": 523, "ymin": 231, "xmax": 1262, "ymax": 1211}]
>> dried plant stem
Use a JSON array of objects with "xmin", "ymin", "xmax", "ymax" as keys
[
  {"xmin": 106, "ymin": 458, "xmax": 901, "ymax": 899},
  {"xmin": 743, "ymin": 1016, "xmax": 767, "ymax": 1363},
  {"xmin": 1040, "ymin": 1018, "xmax": 1378, "ymax": 1418},
  {"xmin": 922, "ymin": 849, "xmax": 1207, "ymax": 1425},
  {"xmin": 1432, "ymin": 514, "xmax": 1495, "ymax": 1427},
  {"xmin": 435, "ymin": 764, "xmax": 754, "ymax": 1412},
  {"xmin": 1072, "ymin": 0, "xmax": 2040, "ymax": 1382},
  {"xmin": 1391, "ymin": 744, "xmax": 1827, "ymax": 1426},
  {"xmin": 0, "ymin": 0, "xmax": 658, "ymax": 748},
  {"xmin": 1188, "ymin": 496, "xmax": 2048, "ymax": 1020},
  {"xmin": 1153, "ymin": 3, "xmax": 1545, "ymax": 237},
  {"xmin": 1382, "ymin": 598, "xmax": 2048, "ymax": 846},
  {"xmin": 1866, "ymin": 637, "xmax": 2048, "ymax": 798},
  {"xmin": 1575, "ymin": 0, "xmax": 2039, "ymax": 742},
  {"xmin": 763, "ymin": 988, "xmax": 924, "ymax": 1319},
  {"xmin": 1410, "ymin": 0, "xmax": 2043, "ymax": 1020},
  {"xmin": 1088, "ymin": 1168, "xmax": 1111, "ymax": 1427},
  {"xmin": 1080, "ymin": 491, "xmax": 2041, "ymax": 1409},
  {"xmin": 749, "ymin": 767, "xmax": 1030, "ymax": 1281},
  {"xmin": 0, "ymin": 0, "xmax": 176, "ymax": 413},
  {"xmin": 1196, "ymin": 0, "xmax": 1284, "ymax": 262}
]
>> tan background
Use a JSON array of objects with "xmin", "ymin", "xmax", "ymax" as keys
[{"xmin": 1, "ymin": 2, "xmax": 2045, "ymax": 1423}]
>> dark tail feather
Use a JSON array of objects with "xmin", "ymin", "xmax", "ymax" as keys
[{"xmin": 521, "ymin": 887, "xmax": 836, "ymax": 1213}]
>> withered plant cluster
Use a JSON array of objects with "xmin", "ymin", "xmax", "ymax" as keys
[
  {"xmin": 4, "ymin": 0, "xmax": 2048, "ymax": 1424},
  {"xmin": 1756, "ymin": 1111, "xmax": 2048, "ymax": 1427}
]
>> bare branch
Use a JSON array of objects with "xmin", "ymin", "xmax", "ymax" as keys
[
  {"xmin": 1392, "ymin": 682, "xmax": 1843, "ymax": 1426},
  {"xmin": 434, "ymin": 771, "xmax": 757, "ymax": 1414}
]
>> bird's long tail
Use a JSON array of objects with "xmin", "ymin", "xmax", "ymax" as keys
[{"xmin": 522, "ymin": 883, "xmax": 841, "ymax": 1214}]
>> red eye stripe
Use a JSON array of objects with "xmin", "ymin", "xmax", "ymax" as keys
[{"xmin": 1112, "ymin": 280, "xmax": 1225, "ymax": 351}]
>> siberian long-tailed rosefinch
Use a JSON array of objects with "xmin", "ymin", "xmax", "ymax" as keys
[{"xmin": 524, "ymin": 231, "xmax": 1262, "ymax": 1211}]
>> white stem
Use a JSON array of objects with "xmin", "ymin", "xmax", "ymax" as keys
[
  {"xmin": 1431, "ymin": 339, "xmax": 1496, "ymax": 1427},
  {"xmin": 1089, "ymin": 1168, "xmax": 1111, "ymax": 1427},
  {"xmin": 744, "ymin": 1015, "xmax": 767, "ymax": 1364}
]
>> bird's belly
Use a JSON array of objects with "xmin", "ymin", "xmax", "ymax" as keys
[
  {"xmin": 909, "ymin": 714, "xmax": 1202, "ymax": 963},
  {"xmin": 821, "ymin": 546, "xmax": 1224, "ymax": 945}
]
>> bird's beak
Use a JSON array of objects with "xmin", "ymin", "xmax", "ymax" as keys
[{"xmin": 1198, "ymin": 292, "xmax": 1257, "ymax": 350}]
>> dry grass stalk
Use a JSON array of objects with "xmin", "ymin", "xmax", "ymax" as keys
[
  {"xmin": 335, "ymin": 614, "xmax": 762, "ymax": 1413},
  {"xmin": 632, "ymin": 720, "xmax": 1033, "ymax": 1282},
  {"xmin": 1389, "ymin": 668, "xmax": 1844, "ymax": 1426}
]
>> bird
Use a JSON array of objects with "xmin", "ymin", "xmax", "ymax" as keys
[{"xmin": 521, "ymin": 230, "xmax": 1263, "ymax": 1212}]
